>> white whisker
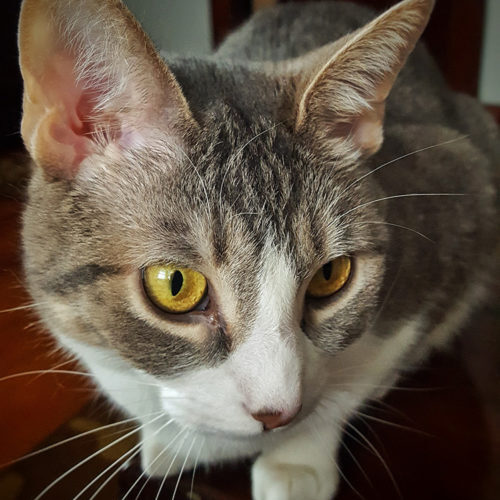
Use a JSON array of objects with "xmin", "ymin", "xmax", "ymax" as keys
[
  {"xmin": 307, "ymin": 414, "xmax": 364, "ymax": 499},
  {"xmin": 0, "ymin": 412, "xmax": 161, "ymax": 468},
  {"xmin": 171, "ymin": 434, "xmax": 196, "ymax": 500},
  {"xmin": 0, "ymin": 369, "xmax": 160, "ymax": 388},
  {"xmin": 0, "ymin": 302, "xmax": 47, "ymax": 314},
  {"xmin": 76, "ymin": 441, "xmax": 144, "ymax": 500},
  {"xmin": 0, "ymin": 369, "xmax": 96, "ymax": 384},
  {"xmin": 343, "ymin": 437, "xmax": 373, "ymax": 490},
  {"xmin": 33, "ymin": 413, "xmax": 165, "ymax": 500},
  {"xmin": 339, "ymin": 135, "xmax": 469, "ymax": 200},
  {"xmin": 369, "ymin": 261, "xmax": 403, "ymax": 330},
  {"xmin": 355, "ymin": 410, "xmax": 431, "ymax": 437},
  {"xmin": 154, "ymin": 428, "xmax": 190, "ymax": 500},
  {"xmin": 335, "ymin": 193, "xmax": 466, "ymax": 222},
  {"xmin": 363, "ymin": 399, "xmax": 415, "ymax": 424},
  {"xmin": 87, "ymin": 417, "xmax": 175, "ymax": 500},
  {"xmin": 189, "ymin": 437, "xmax": 204, "ymax": 499},
  {"xmin": 362, "ymin": 221, "xmax": 435, "ymax": 243},
  {"xmin": 345, "ymin": 420, "xmax": 401, "ymax": 498},
  {"xmin": 124, "ymin": 420, "xmax": 183, "ymax": 500}
]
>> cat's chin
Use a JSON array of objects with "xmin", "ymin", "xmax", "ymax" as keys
[{"xmin": 194, "ymin": 424, "xmax": 265, "ymax": 440}]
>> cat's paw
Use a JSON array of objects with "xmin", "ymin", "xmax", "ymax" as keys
[{"xmin": 252, "ymin": 455, "xmax": 338, "ymax": 500}]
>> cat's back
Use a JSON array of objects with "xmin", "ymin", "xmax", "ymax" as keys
[
  {"xmin": 216, "ymin": 2, "xmax": 375, "ymax": 61},
  {"xmin": 214, "ymin": 1, "xmax": 493, "ymax": 147}
]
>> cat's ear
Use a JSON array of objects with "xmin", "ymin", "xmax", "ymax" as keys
[
  {"xmin": 294, "ymin": 0, "xmax": 434, "ymax": 158},
  {"xmin": 18, "ymin": 0, "xmax": 196, "ymax": 179}
]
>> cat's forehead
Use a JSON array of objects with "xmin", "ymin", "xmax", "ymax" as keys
[
  {"xmin": 184, "ymin": 110, "xmax": 352, "ymax": 268},
  {"xmin": 83, "ymin": 104, "xmax": 381, "ymax": 281}
]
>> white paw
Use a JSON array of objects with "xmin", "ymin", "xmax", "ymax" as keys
[{"xmin": 252, "ymin": 456, "xmax": 338, "ymax": 500}]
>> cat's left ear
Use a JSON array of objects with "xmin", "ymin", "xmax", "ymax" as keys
[
  {"xmin": 18, "ymin": 0, "xmax": 197, "ymax": 179},
  {"xmin": 294, "ymin": 0, "xmax": 434, "ymax": 158}
]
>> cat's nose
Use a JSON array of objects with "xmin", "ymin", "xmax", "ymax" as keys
[{"xmin": 251, "ymin": 404, "xmax": 302, "ymax": 431}]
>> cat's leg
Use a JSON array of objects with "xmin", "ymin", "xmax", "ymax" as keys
[{"xmin": 252, "ymin": 422, "xmax": 341, "ymax": 500}]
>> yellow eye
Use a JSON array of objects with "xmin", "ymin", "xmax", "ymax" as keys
[
  {"xmin": 306, "ymin": 256, "xmax": 352, "ymax": 298},
  {"xmin": 143, "ymin": 264, "xmax": 207, "ymax": 314}
]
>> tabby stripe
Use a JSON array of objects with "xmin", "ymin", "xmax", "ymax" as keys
[{"xmin": 44, "ymin": 264, "xmax": 118, "ymax": 294}]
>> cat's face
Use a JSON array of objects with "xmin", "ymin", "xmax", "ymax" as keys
[
  {"xmin": 24, "ymin": 105, "xmax": 387, "ymax": 435},
  {"xmin": 19, "ymin": 0, "xmax": 431, "ymax": 435}
]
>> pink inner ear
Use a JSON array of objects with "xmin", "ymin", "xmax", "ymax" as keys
[
  {"xmin": 352, "ymin": 114, "xmax": 384, "ymax": 156},
  {"xmin": 42, "ymin": 53, "xmax": 110, "ymax": 169}
]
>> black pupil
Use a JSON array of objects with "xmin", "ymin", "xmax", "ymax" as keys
[
  {"xmin": 322, "ymin": 262, "xmax": 333, "ymax": 281},
  {"xmin": 171, "ymin": 271, "xmax": 184, "ymax": 296}
]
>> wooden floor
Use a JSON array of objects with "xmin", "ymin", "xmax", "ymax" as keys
[
  {"xmin": 0, "ymin": 172, "xmax": 499, "ymax": 499},
  {"xmin": 0, "ymin": 197, "xmax": 91, "ymax": 467}
]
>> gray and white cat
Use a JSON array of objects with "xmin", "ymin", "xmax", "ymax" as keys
[{"xmin": 18, "ymin": 0, "xmax": 498, "ymax": 498}]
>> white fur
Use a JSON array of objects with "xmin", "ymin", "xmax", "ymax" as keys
[{"xmin": 57, "ymin": 244, "xmax": 426, "ymax": 499}]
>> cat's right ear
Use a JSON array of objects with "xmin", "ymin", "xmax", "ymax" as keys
[
  {"xmin": 18, "ymin": 0, "xmax": 196, "ymax": 179},
  {"xmin": 290, "ymin": 0, "xmax": 434, "ymax": 160}
]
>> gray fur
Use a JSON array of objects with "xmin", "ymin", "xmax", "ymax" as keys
[{"xmin": 22, "ymin": 1, "xmax": 498, "ymax": 388}]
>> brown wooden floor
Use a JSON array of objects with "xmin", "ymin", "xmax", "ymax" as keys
[{"xmin": 0, "ymin": 174, "xmax": 499, "ymax": 499}]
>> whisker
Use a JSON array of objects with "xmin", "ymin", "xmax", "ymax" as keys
[
  {"xmin": 355, "ymin": 410, "xmax": 432, "ymax": 437},
  {"xmin": 171, "ymin": 434, "xmax": 196, "ymax": 500},
  {"xmin": 350, "ymin": 413, "xmax": 388, "ymax": 458},
  {"xmin": 0, "ymin": 412, "xmax": 161, "ymax": 468},
  {"xmin": 369, "ymin": 261, "xmax": 403, "ymax": 330},
  {"xmin": 362, "ymin": 221, "xmax": 435, "ymax": 243},
  {"xmin": 0, "ymin": 369, "xmax": 96, "ymax": 384},
  {"xmin": 0, "ymin": 369, "xmax": 161, "ymax": 388},
  {"xmin": 225, "ymin": 211, "xmax": 260, "ymax": 224},
  {"xmin": 28, "ymin": 358, "xmax": 80, "ymax": 384},
  {"xmin": 236, "ymin": 121, "xmax": 285, "ymax": 157},
  {"xmin": 345, "ymin": 420, "xmax": 401, "ymax": 499},
  {"xmin": 0, "ymin": 302, "xmax": 47, "ymax": 314},
  {"xmin": 123, "ymin": 419, "xmax": 183, "ymax": 500},
  {"xmin": 308, "ymin": 415, "xmax": 364, "ymax": 499},
  {"xmin": 189, "ymin": 437, "xmax": 204, "ymax": 499},
  {"xmin": 363, "ymin": 399, "xmax": 415, "ymax": 424},
  {"xmin": 335, "ymin": 193, "xmax": 466, "ymax": 222},
  {"xmin": 24, "ymin": 319, "xmax": 45, "ymax": 330},
  {"xmin": 76, "ymin": 441, "xmax": 144, "ymax": 500},
  {"xmin": 341, "ymin": 437, "xmax": 373, "ymax": 489},
  {"xmin": 87, "ymin": 417, "xmax": 175, "ymax": 500},
  {"xmin": 154, "ymin": 428, "xmax": 190, "ymax": 500},
  {"xmin": 325, "ymin": 383, "xmax": 441, "ymax": 393},
  {"xmin": 338, "ymin": 135, "xmax": 469, "ymax": 198},
  {"xmin": 33, "ymin": 413, "xmax": 165, "ymax": 500}
]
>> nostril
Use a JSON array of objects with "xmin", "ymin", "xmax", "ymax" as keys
[
  {"xmin": 251, "ymin": 404, "xmax": 302, "ymax": 431},
  {"xmin": 251, "ymin": 411, "xmax": 284, "ymax": 430}
]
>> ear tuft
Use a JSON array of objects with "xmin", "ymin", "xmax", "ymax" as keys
[{"xmin": 295, "ymin": 0, "xmax": 435, "ymax": 158}]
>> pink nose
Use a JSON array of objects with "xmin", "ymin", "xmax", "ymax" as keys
[{"xmin": 251, "ymin": 405, "xmax": 302, "ymax": 431}]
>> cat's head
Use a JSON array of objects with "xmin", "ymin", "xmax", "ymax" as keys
[{"xmin": 18, "ymin": 0, "xmax": 433, "ymax": 435}]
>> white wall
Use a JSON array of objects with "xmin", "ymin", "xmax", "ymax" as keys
[
  {"xmin": 124, "ymin": 0, "xmax": 212, "ymax": 56},
  {"xmin": 479, "ymin": 0, "xmax": 500, "ymax": 105}
]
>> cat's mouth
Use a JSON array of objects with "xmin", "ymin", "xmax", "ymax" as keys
[{"xmin": 190, "ymin": 422, "xmax": 266, "ymax": 440}]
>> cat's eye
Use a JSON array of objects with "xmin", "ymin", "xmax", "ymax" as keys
[
  {"xmin": 143, "ymin": 264, "xmax": 208, "ymax": 314},
  {"xmin": 306, "ymin": 256, "xmax": 352, "ymax": 298}
]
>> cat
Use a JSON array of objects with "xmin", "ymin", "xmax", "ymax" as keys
[{"xmin": 17, "ymin": 0, "xmax": 498, "ymax": 499}]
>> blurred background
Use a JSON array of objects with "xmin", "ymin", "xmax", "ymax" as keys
[{"xmin": 0, "ymin": 1, "xmax": 499, "ymax": 499}]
